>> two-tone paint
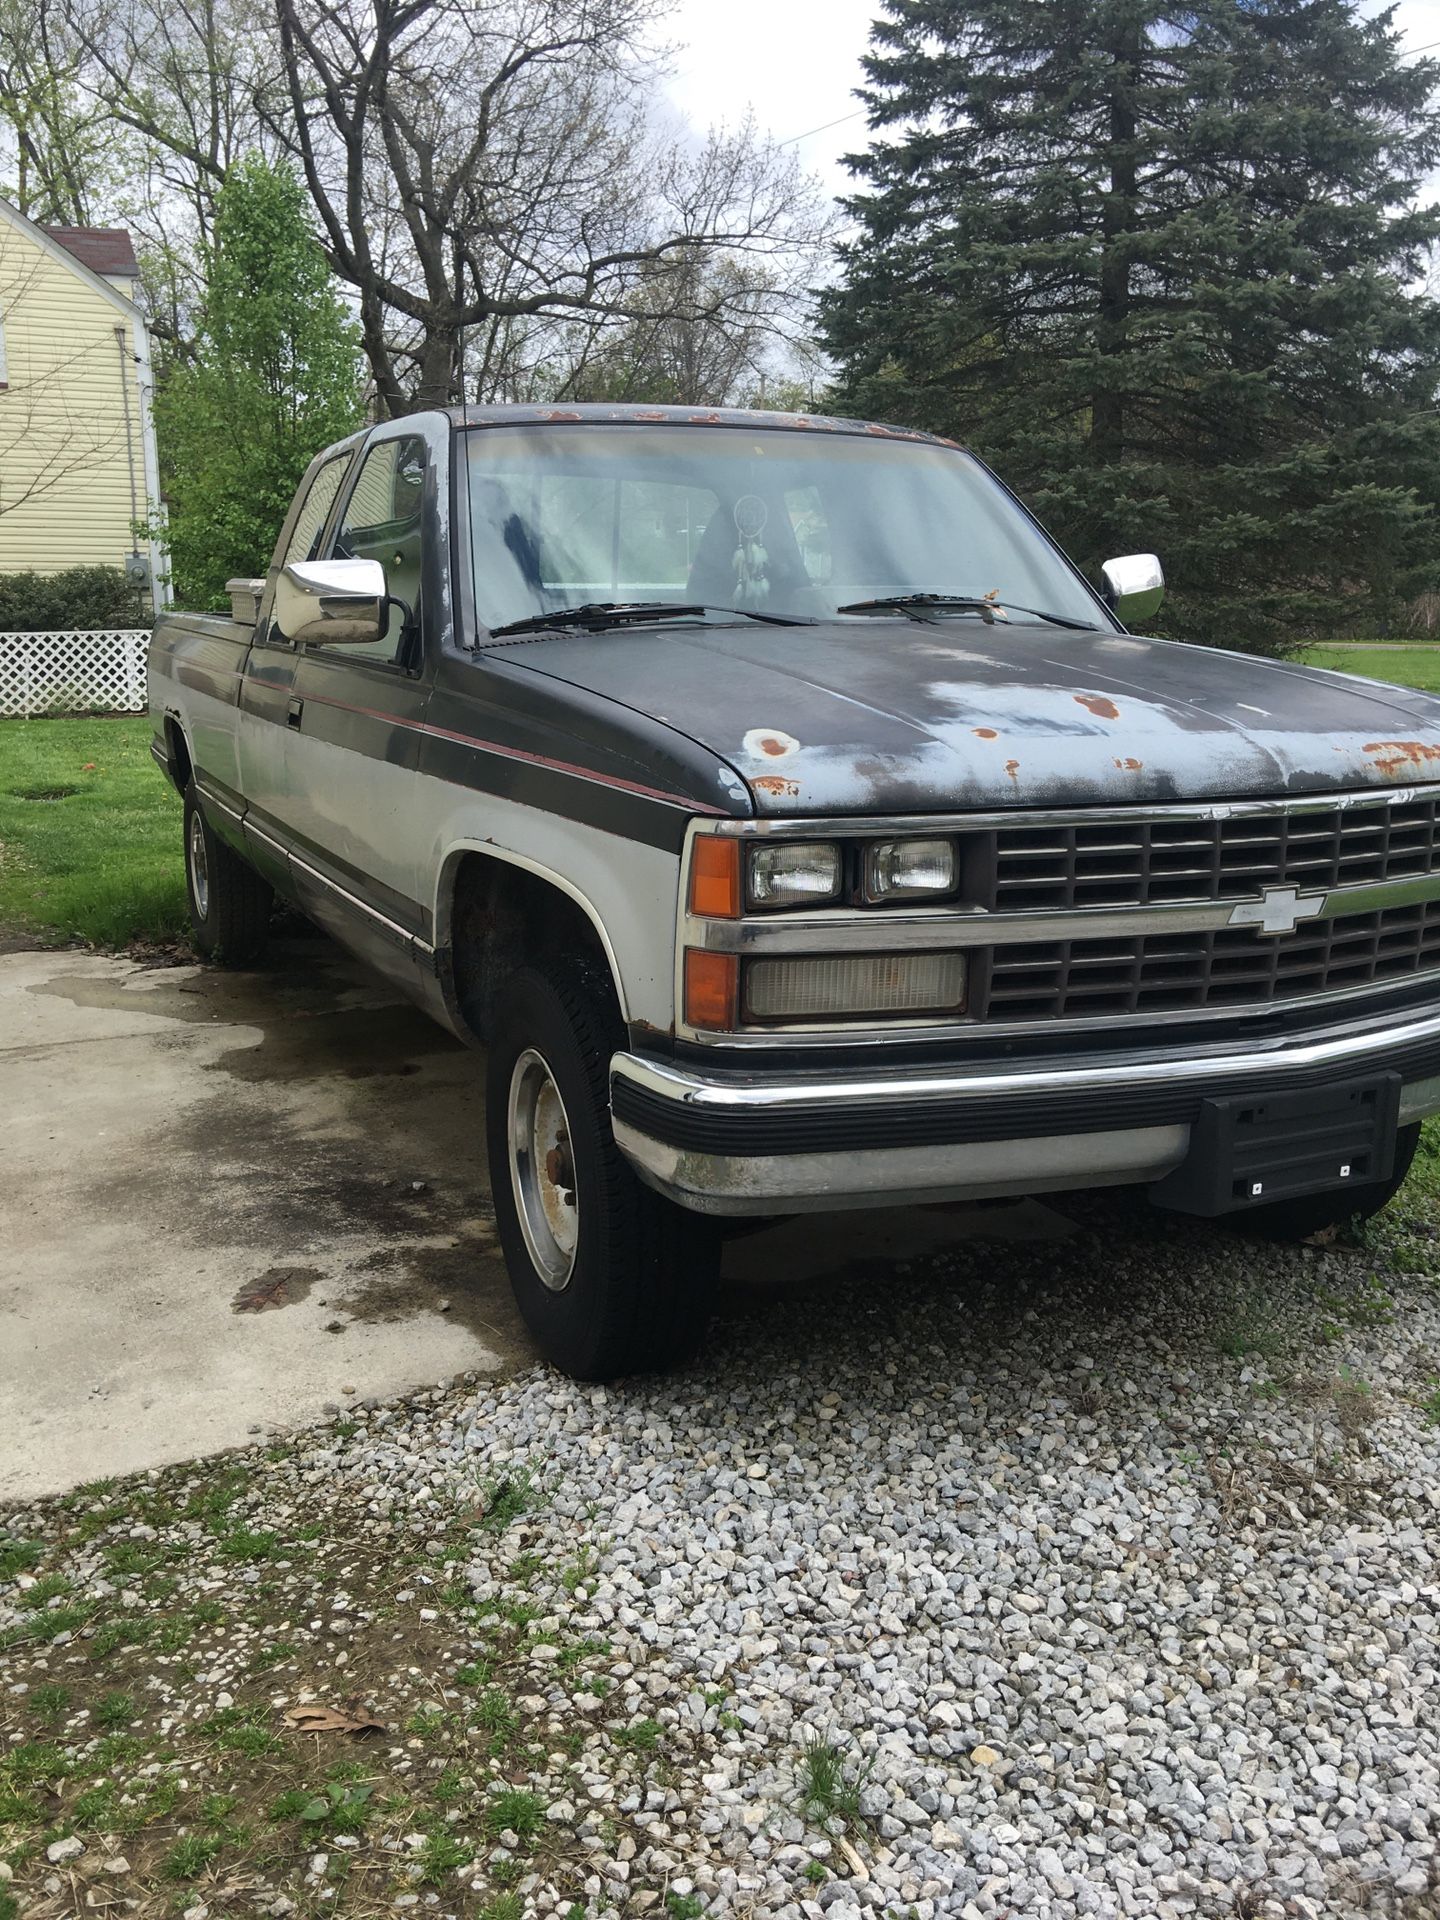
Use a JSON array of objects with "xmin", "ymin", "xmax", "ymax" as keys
[{"xmin": 149, "ymin": 402, "xmax": 1440, "ymax": 1218}]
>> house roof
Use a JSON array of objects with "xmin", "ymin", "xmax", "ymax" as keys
[{"xmin": 41, "ymin": 225, "xmax": 140, "ymax": 280}]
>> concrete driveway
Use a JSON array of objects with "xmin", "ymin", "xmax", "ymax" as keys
[{"xmin": 0, "ymin": 937, "xmax": 1069, "ymax": 1501}]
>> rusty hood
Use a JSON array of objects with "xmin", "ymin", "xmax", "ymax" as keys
[{"xmin": 501, "ymin": 621, "xmax": 1440, "ymax": 814}]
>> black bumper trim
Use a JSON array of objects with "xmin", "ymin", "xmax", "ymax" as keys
[{"xmin": 611, "ymin": 1029, "xmax": 1440, "ymax": 1158}]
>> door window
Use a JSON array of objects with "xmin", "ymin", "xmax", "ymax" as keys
[{"xmin": 323, "ymin": 435, "xmax": 427, "ymax": 662}]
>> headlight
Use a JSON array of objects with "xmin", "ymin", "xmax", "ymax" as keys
[
  {"xmin": 747, "ymin": 841, "xmax": 842, "ymax": 909},
  {"xmin": 864, "ymin": 837, "xmax": 958, "ymax": 902}
]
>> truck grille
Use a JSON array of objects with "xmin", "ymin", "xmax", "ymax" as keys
[
  {"xmin": 983, "ymin": 898, "xmax": 1440, "ymax": 1021},
  {"xmin": 991, "ymin": 797, "xmax": 1440, "ymax": 912}
]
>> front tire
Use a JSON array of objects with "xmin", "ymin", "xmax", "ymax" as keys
[
  {"xmin": 486, "ymin": 966, "xmax": 719, "ymax": 1379},
  {"xmin": 184, "ymin": 786, "xmax": 272, "ymax": 963},
  {"xmin": 1231, "ymin": 1123, "xmax": 1420, "ymax": 1241}
]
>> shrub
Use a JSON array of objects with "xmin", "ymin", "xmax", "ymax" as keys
[{"xmin": 0, "ymin": 566, "xmax": 148, "ymax": 633}]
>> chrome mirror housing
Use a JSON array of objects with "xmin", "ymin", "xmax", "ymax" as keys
[
  {"xmin": 1101, "ymin": 553, "xmax": 1165, "ymax": 627},
  {"xmin": 274, "ymin": 558, "xmax": 388, "ymax": 646}
]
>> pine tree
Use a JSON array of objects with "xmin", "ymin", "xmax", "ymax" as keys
[
  {"xmin": 820, "ymin": 1, "xmax": 1440, "ymax": 644},
  {"xmin": 154, "ymin": 159, "xmax": 362, "ymax": 609}
]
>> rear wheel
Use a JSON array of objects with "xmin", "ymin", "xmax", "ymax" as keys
[
  {"xmin": 1230, "ymin": 1123, "xmax": 1420, "ymax": 1241},
  {"xmin": 184, "ymin": 786, "xmax": 272, "ymax": 963},
  {"xmin": 485, "ymin": 965, "xmax": 719, "ymax": 1379}
]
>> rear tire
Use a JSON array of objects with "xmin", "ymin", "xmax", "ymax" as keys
[
  {"xmin": 485, "ymin": 965, "xmax": 719, "ymax": 1379},
  {"xmin": 184, "ymin": 786, "xmax": 272, "ymax": 964},
  {"xmin": 1230, "ymin": 1123, "xmax": 1420, "ymax": 1241}
]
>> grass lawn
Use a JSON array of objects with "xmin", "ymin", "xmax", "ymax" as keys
[
  {"xmin": 0, "ymin": 715, "xmax": 186, "ymax": 948},
  {"xmin": 1303, "ymin": 644, "xmax": 1440, "ymax": 694}
]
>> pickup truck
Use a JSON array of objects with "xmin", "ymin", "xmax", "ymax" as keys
[{"xmin": 150, "ymin": 402, "xmax": 1440, "ymax": 1378}]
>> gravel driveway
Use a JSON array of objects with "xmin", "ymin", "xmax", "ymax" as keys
[{"xmin": 4, "ymin": 1176, "xmax": 1439, "ymax": 1919}]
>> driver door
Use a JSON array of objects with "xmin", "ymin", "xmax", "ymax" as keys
[{"xmin": 281, "ymin": 422, "xmax": 437, "ymax": 965}]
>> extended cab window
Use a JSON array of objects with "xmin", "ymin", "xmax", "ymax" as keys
[
  {"xmin": 322, "ymin": 435, "xmax": 427, "ymax": 662},
  {"xmin": 284, "ymin": 456, "xmax": 349, "ymax": 566}
]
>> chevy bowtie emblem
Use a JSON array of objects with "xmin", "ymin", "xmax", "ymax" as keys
[{"xmin": 1226, "ymin": 885, "xmax": 1328, "ymax": 937}]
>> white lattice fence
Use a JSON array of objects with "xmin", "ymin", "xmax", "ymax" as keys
[{"xmin": 0, "ymin": 630, "xmax": 149, "ymax": 718}]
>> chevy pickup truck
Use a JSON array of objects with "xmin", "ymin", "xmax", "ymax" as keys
[{"xmin": 150, "ymin": 403, "xmax": 1440, "ymax": 1377}]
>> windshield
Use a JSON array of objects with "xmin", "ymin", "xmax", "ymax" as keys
[{"xmin": 462, "ymin": 424, "xmax": 1107, "ymax": 633}]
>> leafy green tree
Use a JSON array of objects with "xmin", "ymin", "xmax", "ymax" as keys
[
  {"xmin": 154, "ymin": 158, "xmax": 362, "ymax": 609},
  {"xmin": 821, "ymin": 1, "xmax": 1440, "ymax": 644}
]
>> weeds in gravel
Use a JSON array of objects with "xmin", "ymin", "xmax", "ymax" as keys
[
  {"xmin": 27, "ymin": 1683, "xmax": 70, "ymax": 1722},
  {"xmin": 473, "ymin": 1687, "xmax": 519, "ymax": 1744},
  {"xmin": 298, "ymin": 1782, "xmax": 372, "ymax": 1833},
  {"xmin": 1215, "ymin": 1291, "xmax": 1285, "ymax": 1358},
  {"xmin": 473, "ymin": 1460, "xmax": 547, "ymax": 1530},
  {"xmin": 477, "ymin": 1896, "xmax": 524, "ymax": 1920},
  {"xmin": 0, "ymin": 1537, "xmax": 43, "ymax": 1579},
  {"xmin": 798, "ymin": 1733, "xmax": 870, "ymax": 1828},
  {"xmin": 561, "ymin": 1545, "xmax": 601, "ymax": 1592},
  {"xmin": 616, "ymin": 1717, "xmax": 662, "ymax": 1753},
  {"xmin": 415, "ymin": 1828, "xmax": 470, "ymax": 1883},
  {"xmin": 95, "ymin": 1688, "xmax": 137, "ymax": 1728},
  {"xmin": 1419, "ymin": 1379, "xmax": 1440, "ymax": 1424},
  {"xmin": 162, "ymin": 1832, "xmax": 222, "ymax": 1880},
  {"xmin": 486, "ymin": 1786, "xmax": 545, "ymax": 1840}
]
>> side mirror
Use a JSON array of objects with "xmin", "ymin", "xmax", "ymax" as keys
[
  {"xmin": 274, "ymin": 558, "xmax": 388, "ymax": 646},
  {"xmin": 1101, "ymin": 553, "xmax": 1164, "ymax": 627}
]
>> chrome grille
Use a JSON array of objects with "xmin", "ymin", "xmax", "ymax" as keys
[
  {"xmin": 983, "ymin": 899, "xmax": 1440, "ymax": 1022},
  {"xmin": 991, "ymin": 797, "xmax": 1440, "ymax": 912}
]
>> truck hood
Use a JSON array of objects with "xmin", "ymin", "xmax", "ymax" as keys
[{"xmin": 504, "ymin": 622, "xmax": 1440, "ymax": 814}]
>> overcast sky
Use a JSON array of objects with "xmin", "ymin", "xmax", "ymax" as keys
[{"xmin": 664, "ymin": 0, "xmax": 1440, "ymax": 208}]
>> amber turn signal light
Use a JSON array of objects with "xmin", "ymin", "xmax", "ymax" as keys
[
  {"xmin": 688, "ymin": 835, "xmax": 740, "ymax": 919},
  {"xmin": 683, "ymin": 949, "xmax": 739, "ymax": 1031}
]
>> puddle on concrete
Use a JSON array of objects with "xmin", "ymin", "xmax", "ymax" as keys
[
  {"xmin": 29, "ymin": 935, "xmax": 397, "ymax": 1030},
  {"xmin": 333, "ymin": 1231, "xmax": 535, "ymax": 1364},
  {"xmin": 231, "ymin": 1265, "xmax": 322, "ymax": 1313},
  {"xmin": 211, "ymin": 1004, "xmax": 459, "ymax": 1083}
]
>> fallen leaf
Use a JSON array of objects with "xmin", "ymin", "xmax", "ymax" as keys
[
  {"xmin": 1303, "ymin": 1222, "xmax": 1342, "ymax": 1248},
  {"xmin": 81, "ymin": 762, "xmax": 96, "ymax": 771},
  {"xmin": 283, "ymin": 1703, "xmax": 386, "ymax": 1737},
  {"xmin": 970, "ymin": 1743, "xmax": 1002, "ymax": 1766},
  {"xmin": 231, "ymin": 1266, "xmax": 316, "ymax": 1313}
]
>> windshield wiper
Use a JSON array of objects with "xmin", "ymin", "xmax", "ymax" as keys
[
  {"xmin": 487, "ymin": 600, "xmax": 814, "ymax": 639},
  {"xmin": 488, "ymin": 601, "xmax": 705, "ymax": 638},
  {"xmin": 835, "ymin": 592, "xmax": 1098, "ymax": 631}
]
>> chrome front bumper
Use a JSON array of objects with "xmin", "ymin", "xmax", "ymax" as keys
[{"xmin": 609, "ymin": 1004, "xmax": 1440, "ymax": 1215}]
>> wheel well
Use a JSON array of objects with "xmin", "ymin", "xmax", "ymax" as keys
[
  {"xmin": 165, "ymin": 718, "xmax": 193, "ymax": 794},
  {"xmin": 445, "ymin": 853, "xmax": 621, "ymax": 1044}
]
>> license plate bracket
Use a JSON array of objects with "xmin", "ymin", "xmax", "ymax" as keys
[{"xmin": 1151, "ymin": 1073, "xmax": 1401, "ymax": 1217}]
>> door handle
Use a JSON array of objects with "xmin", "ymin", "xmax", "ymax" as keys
[{"xmin": 286, "ymin": 697, "xmax": 304, "ymax": 730}]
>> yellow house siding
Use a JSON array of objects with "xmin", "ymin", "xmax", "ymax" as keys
[{"xmin": 0, "ymin": 212, "xmax": 155, "ymax": 584}]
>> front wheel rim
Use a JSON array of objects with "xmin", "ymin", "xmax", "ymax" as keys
[
  {"xmin": 508, "ymin": 1048, "xmax": 579, "ymax": 1291},
  {"xmin": 188, "ymin": 811, "xmax": 210, "ymax": 920}
]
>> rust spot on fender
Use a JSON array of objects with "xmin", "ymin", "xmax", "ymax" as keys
[
  {"xmin": 753, "ymin": 773, "xmax": 801, "ymax": 798},
  {"xmin": 1075, "ymin": 694, "xmax": 1120, "ymax": 720},
  {"xmin": 1363, "ymin": 740, "xmax": 1440, "ymax": 779},
  {"xmin": 973, "ymin": 727, "xmax": 999, "ymax": 740},
  {"xmin": 1004, "ymin": 758, "xmax": 1021, "ymax": 782},
  {"xmin": 1113, "ymin": 756, "xmax": 1143, "ymax": 772},
  {"xmin": 539, "ymin": 408, "xmax": 582, "ymax": 422}
]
